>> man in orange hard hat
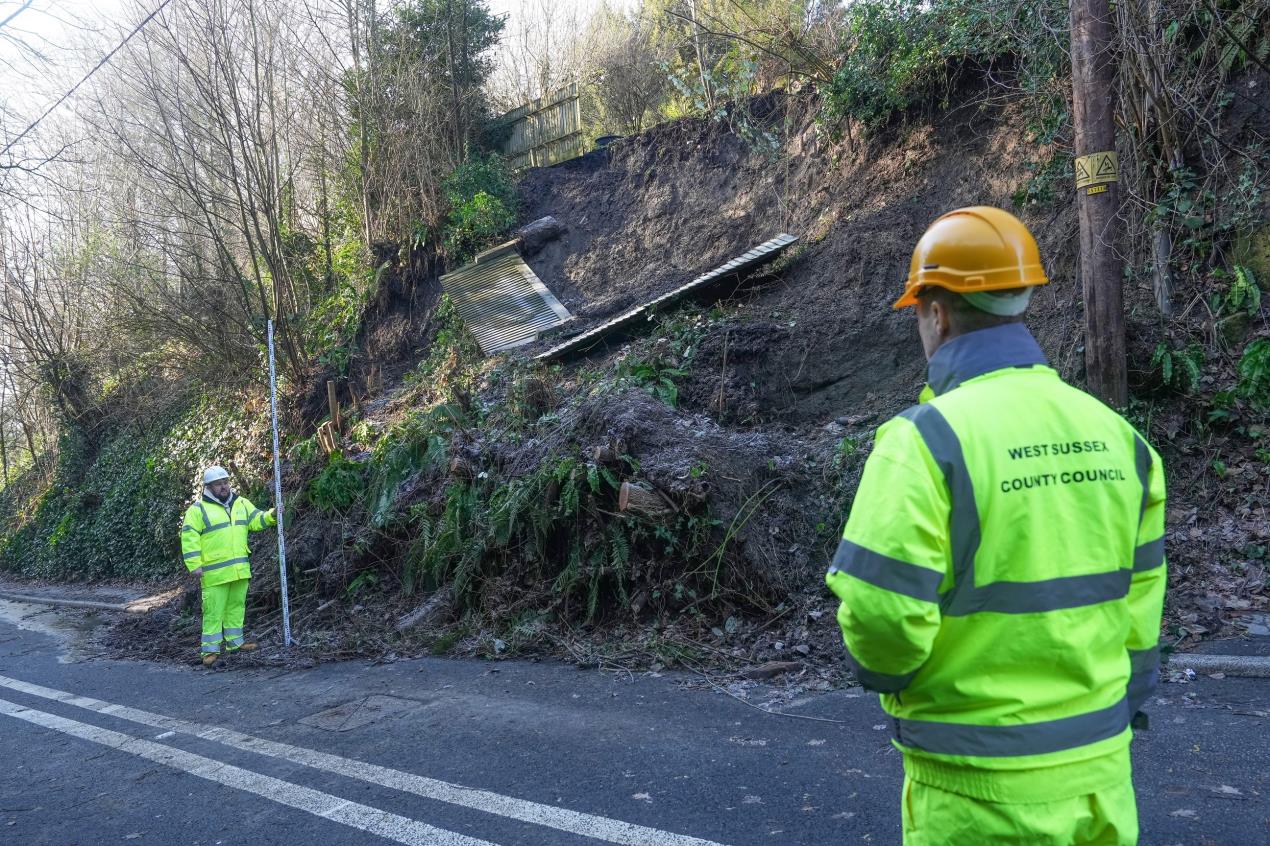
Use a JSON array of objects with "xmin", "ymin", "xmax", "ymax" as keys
[{"xmin": 826, "ymin": 206, "xmax": 1166, "ymax": 844}]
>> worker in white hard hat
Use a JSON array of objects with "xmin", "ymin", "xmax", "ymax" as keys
[{"xmin": 179, "ymin": 466, "xmax": 276, "ymax": 666}]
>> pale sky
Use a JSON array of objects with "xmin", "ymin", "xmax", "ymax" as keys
[{"xmin": 0, "ymin": 0, "xmax": 630, "ymax": 130}]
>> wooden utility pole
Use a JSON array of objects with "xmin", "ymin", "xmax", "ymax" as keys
[{"xmin": 1070, "ymin": 0, "xmax": 1127, "ymax": 407}]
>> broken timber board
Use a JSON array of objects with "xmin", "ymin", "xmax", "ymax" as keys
[
  {"xmin": 534, "ymin": 233, "xmax": 798, "ymax": 362},
  {"xmin": 441, "ymin": 242, "xmax": 573, "ymax": 354}
]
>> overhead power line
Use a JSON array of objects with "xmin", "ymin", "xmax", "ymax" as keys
[{"xmin": 0, "ymin": 0, "xmax": 177, "ymax": 161}]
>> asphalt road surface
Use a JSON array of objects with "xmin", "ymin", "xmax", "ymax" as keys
[{"xmin": 0, "ymin": 596, "xmax": 1267, "ymax": 846}]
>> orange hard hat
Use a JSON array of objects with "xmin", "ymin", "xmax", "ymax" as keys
[{"xmin": 893, "ymin": 206, "xmax": 1048, "ymax": 309}]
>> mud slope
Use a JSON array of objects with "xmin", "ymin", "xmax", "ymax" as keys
[
  {"xmin": 512, "ymin": 91, "xmax": 1267, "ymax": 644},
  {"xmin": 518, "ymin": 93, "xmax": 1095, "ymax": 425}
]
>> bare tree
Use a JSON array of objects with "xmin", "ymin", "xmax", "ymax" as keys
[{"xmin": 584, "ymin": 5, "xmax": 673, "ymax": 135}]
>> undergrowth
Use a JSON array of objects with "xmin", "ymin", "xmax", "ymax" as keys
[{"xmin": 0, "ymin": 391, "xmax": 269, "ymax": 581}]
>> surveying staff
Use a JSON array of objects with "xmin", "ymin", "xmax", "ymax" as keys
[
  {"xmin": 826, "ymin": 207, "xmax": 1166, "ymax": 845},
  {"xmin": 181, "ymin": 466, "xmax": 276, "ymax": 667}
]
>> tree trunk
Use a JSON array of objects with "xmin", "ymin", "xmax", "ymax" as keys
[{"xmin": 1070, "ymin": 0, "xmax": 1128, "ymax": 407}]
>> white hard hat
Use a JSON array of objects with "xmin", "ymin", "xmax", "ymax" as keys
[{"xmin": 203, "ymin": 466, "xmax": 230, "ymax": 485}]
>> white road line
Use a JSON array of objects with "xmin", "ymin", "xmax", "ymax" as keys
[
  {"xmin": 0, "ymin": 696, "xmax": 495, "ymax": 846},
  {"xmin": 0, "ymin": 673, "xmax": 732, "ymax": 846}
]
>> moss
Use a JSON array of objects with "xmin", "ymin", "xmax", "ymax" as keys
[{"xmin": 1233, "ymin": 224, "xmax": 1270, "ymax": 291}]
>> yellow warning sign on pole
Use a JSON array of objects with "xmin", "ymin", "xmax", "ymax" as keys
[{"xmin": 1074, "ymin": 151, "xmax": 1118, "ymax": 190}]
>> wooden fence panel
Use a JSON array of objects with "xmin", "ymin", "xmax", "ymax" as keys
[{"xmin": 496, "ymin": 83, "xmax": 587, "ymax": 169}]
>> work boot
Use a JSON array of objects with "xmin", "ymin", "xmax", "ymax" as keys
[
  {"xmin": 202, "ymin": 653, "xmax": 219, "ymax": 667},
  {"xmin": 235, "ymin": 642, "xmax": 258, "ymax": 652}
]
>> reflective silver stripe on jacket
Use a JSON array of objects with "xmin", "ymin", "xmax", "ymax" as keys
[
  {"xmin": 1133, "ymin": 537, "xmax": 1165, "ymax": 572},
  {"xmin": 182, "ymin": 551, "xmax": 201, "ymax": 560},
  {"xmin": 844, "ymin": 645, "xmax": 918, "ymax": 693},
  {"xmin": 894, "ymin": 697, "xmax": 1130, "ymax": 757},
  {"xmin": 201, "ymin": 556, "xmax": 250, "ymax": 573},
  {"xmin": 829, "ymin": 539, "xmax": 943, "ymax": 603},
  {"xmin": 1127, "ymin": 645, "xmax": 1159, "ymax": 713}
]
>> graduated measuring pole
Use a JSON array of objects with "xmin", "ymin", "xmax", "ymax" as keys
[{"xmin": 266, "ymin": 320, "xmax": 293, "ymax": 648}]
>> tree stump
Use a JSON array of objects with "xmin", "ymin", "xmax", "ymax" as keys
[{"xmin": 619, "ymin": 482, "xmax": 674, "ymax": 521}]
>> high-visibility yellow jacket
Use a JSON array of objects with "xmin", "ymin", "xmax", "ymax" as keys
[
  {"xmin": 180, "ymin": 494, "xmax": 275, "ymax": 588},
  {"xmin": 827, "ymin": 323, "xmax": 1166, "ymax": 803}
]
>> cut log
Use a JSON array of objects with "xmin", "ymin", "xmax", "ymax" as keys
[
  {"xmin": 740, "ymin": 660, "xmax": 803, "ymax": 681},
  {"xmin": 619, "ymin": 481, "xmax": 674, "ymax": 521},
  {"xmin": 517, "ymin": 215, "xmax": 568, "ymax": 256},
  {"xmin": 591, "ymin": 438, "xmax": 626, "ymax": 465},
  {"xmin": 316, "ymin": 421, "xmax": 340, "ymax": 456}
]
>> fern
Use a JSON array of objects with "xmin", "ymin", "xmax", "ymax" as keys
[
  {"xmin": 1237, "ymin": 339, "xmax": 1270, "ymax": 412},
  {"xmin": 1151, "ymin": 342, "xmax": 1204, "ymax": 393},
  {"xmin": 560, "ymin": 473, "xmax": 580, "ymax": 517},
  {"xmin": 608, "ymin": 524, "xmax": 631, "ymax": 606},
  {"xmin": 1225, "ymin": 266, "xmax": 1262, "ymax": 317},
  {"xmin": 586, "ymin": 547, "xmax": 605, "ymax": 621}
]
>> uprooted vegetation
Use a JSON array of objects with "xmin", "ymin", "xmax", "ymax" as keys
[
  {"xmin": 100, "ymin": 80, "xmax": 1270, "ymax": 670},
  {"xmin": 2, "ymin": 0, "xmax": 1268, "ymax": 673}
]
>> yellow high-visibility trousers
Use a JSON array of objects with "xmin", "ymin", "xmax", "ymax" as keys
[
  {"xmin": 902, "ymin": 775, "xmax": 1139, "ymax": 846},
  {"xmin": 200, "ymin": 578, "xmax": 249, "ymax": 654}
]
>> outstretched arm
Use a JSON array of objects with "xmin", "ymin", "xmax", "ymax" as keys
[{"xmin": 242, "ymin": 498, "xmax": 278, "ymax": 533}]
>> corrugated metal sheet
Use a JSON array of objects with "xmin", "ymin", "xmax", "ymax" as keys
[
  {"xmin": 536, "ymin": 233, "xmax": 799, "ymax": 362},
  {"xmin": 441, "ymin": 243, "xmax": 572, "ymax": 354}
]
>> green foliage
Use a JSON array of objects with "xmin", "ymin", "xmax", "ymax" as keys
[
  {"xmin": 616, "ymin": 356, "xmax": 687, "ymax": 407},
  {"xmin": 665, "ymin": 58, "xmax": 780, "ymax": 155},
  {"xmin": 820, "ymin": 0, "xmax": 948, "ymax": 129},
  {"xmin": 1236, "ymin": 339, "xmax": 1270, "ymax": 412},
  {"xmin": 818, "ymin": 0, "xmax": 1065, "ymax": 131},
  {"xmin": 346, "ymin": 569, "xmax": 380, "ymax": 598},
  {"xmin": 613, "ymin": 309, "xmax": 710, "ymax": 408},
  {"xmin": 406, "ymin": 458, "xmax": 605, "ymax": 604},
  {"xmin": 1221, "ymin": 266, "xmax": 1262, "ymax": 317},
  {"xmin": 306, "ymin": 264, "xmax": 387, "ymax": 375},
  {"xmin": 1154, "ymin": 158, "xmax": 1267, "ymax": 267},
  {"xmin": 832, "ymin": 435, "xmax": 861, "ymax": 469},
  {"xmin": 441, "ymin": 154, "xmax": 518, "ymax": 264},
  {"xmin": 308, "ymin": 454, "xmax": 366, "ymax": 512},
  {"xmin": 816, "ymin": 0, "xmax": 1071, "ymax": 179},
  {"xmin": 1151, "ymin": 342, "xmax": 1205, "ymax": 393},
  {"xmin": 0, "ymin": 392, "xmax": 267, "ymax": 582},
  {"xmin": 401, "ymin": 451, "xmax": 724, "ymax": 622},
  {"xmin": 365, "ymin": 405, "xmax": 457, "ymax": 527},
  {"xmin": 382, "ymin": 0, "xmax": 504, "ymax": 89},
  {"xmin": 288, "ymin": 433, "xmax": 322, "ymax": 468},
  {"xmin": 1012, "ymin": 153, "xmax": 1071, "ymax": 209},
  {"xmin": 404, "ymin": 295, "xmax": 484, "ymax": 405}
]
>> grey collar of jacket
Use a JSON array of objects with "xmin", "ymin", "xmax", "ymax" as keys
[
  {"xmin": 927, "ymin": 322, "xmax": 1049, "ymax": 397},
  {"xmin": 203, "ymin": 491, "xmax": 236, "ymax": 510}
]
